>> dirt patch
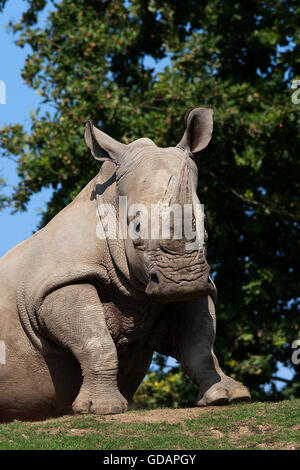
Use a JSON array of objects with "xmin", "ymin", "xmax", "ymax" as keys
[
  {"xmin": 64, "ymin": 427, "xmax": 95, "ymax": 437},
  {"xmin": 237, "ymin": 425, "xmax": 255, "ymax": 436},
  {"xmin": 209, "ymin": 427, "xmax": 224, "ymax": 438},
  {"xmin": 36, "ymin": 427, "xmax": 62, "ymax": 435},
  {"xmin": 228, "ymin": 423, "xmax": 258, "ymax": 441},
  {"xmin": 227, "ymin": 421, "xmax": 285, "ymax": 448},
  {"xmin": 257, "ymin": 424, "xmax": 274, "ymax": 433},
  {"xmin": 291, "ymin": 424, "xmax": 300, "ymax": 431},
  {"xmin": 257, "ymin": 441, "xmax": 298, "ymax": 450},
  {"xmin": 36, "ymin": 424, "xmax": 95, "ymax": 437},
  {"xmin": 29, "ymin": 415, "xmax": 72, "ymax": 427},
  {"xmin": 98, "ymin": 406, "xmax": 228, "ymax": 424}
]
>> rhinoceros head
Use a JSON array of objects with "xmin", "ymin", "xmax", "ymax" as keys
[{"xmin": 85, "ymin": 108, "xmax": 216, "ymax": 302}]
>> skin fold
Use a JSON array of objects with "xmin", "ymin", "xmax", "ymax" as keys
[{"xmin": 0, "ymin": 108, "xmax": 250, "ymax": 421}]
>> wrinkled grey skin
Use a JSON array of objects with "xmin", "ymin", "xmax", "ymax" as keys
[{"xmin": 0, "ymin": 108, "xmax": 250, "ymax": 421}]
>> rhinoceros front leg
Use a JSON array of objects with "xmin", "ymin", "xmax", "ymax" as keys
[
  {"xmin": 150, "ymin": 296, "xmax": 250, "ymax": 406},
  {"xmin": 38, "ymin": 284, "xmax": 127, "ymax": 415}
]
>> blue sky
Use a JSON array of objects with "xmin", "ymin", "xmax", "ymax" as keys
[
  {"xmin": 0, "ymin": 1, "xmax": 294, "ymax": 388},
  {"xmin": 0, "ymin": 0, "xmax": 53, "ymax": 257}
]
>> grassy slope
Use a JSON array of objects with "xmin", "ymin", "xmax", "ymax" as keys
[{"xmin": 0, "ymin": 400, "xmax": 299, "ymax": 450}]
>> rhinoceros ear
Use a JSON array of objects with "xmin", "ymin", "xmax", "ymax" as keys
[
  {"xmin": 177, "ymin": 107, "xmax": 213, "ymax": 154},
  {"xmin": 85, "ymin": 119, "xmax": 126, "ymax": 163}
]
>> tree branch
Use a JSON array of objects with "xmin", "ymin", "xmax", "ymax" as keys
[
  {"xmin": 208, "ymin": 170, "xmax": 300, "ymax": 222},
  {"xmin": 271, "ymin": 376, "xmax": 292, "ymax": 384}
]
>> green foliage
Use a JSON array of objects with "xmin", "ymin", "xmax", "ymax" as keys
[
  {"xmin": 0, "ymin": 173, "xmax": 10, "ymax": 209},
  {"xmin": 132, "ymin": 369, "xmax": 197, "ymax": 409},
  {"xmin": 0, "ymin": 0, "xmax": 299, "ymax": 402},
  {"xmin": 133, "ymin": 355, "xmax": 198, "ymax": 409}
]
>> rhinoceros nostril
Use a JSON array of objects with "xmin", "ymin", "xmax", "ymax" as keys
[{"xmin": 150, "ymin": 273, "xmax": 159, "ymax": 284}]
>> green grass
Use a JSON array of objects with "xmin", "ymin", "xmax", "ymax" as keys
[{"xmin": 0, "ymin": 400, "xmax": 299, "ymax": 450}]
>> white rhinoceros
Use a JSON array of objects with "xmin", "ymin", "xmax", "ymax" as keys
[{"xmin": 0, "ymin": 107, "xmax": 250, "ymax": 421}]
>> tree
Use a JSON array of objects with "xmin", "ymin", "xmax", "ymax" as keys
[{"xmin": 1, "ymin": 0, "xmax": 299, "ymax": 403}]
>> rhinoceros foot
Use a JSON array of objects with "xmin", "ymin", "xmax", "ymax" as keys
[
  {"xmin": 196, "ymin": 377, "xmax": 251, "ymax": 407},
  {"xmin": 72, "ymin": 388, "xmax": 128, "ymax": 415}
]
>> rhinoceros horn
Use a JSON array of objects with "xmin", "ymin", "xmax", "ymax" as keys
[{"xmin": 170, "ymin": 155, "xmax": 193, "ymax": 206}]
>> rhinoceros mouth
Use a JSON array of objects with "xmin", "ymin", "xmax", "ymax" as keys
[{"xmin": 145, "ymin": 248, "xmax": 214, "ymax": 302}]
